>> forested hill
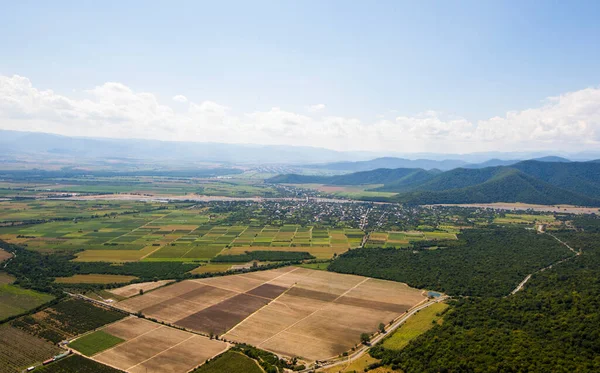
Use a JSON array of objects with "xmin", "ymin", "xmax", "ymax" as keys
[
  {"xmin": 267, "ymin": 168, "xmax": 440, "ymax": 186},
  {"xmin": 269, "ymin": 160, "xmax": 600, "ymax": 206}
]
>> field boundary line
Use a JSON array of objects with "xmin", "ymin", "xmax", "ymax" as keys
[
  {"xmin": 225, "ymin": 284, "xmax": 297, "ymax": 335},
  {"xmin": 91, "ymin": 323, "xmax": 165, "ymax": 358},
  {"xmin": 104, "ymin": 209, "xmax": 176, "ymax": 244},
  {"xmin": 258, "ymin": 276, "xmax": 369, "ymax": 348},
  {"xmin": 125, "ymin": 334, "xmax": 197, "ymax": 371}
]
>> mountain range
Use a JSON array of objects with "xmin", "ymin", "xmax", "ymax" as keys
[{"xmin": 269, "ymin": 160, "xmax": 600, "ymax": 206}]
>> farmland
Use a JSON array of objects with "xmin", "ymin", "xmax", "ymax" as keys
[
  {"xmin": 55, "ymin": 274, "xmax": 138, "ymax": 284},
  {"xmin": 364, "ymin": 230, "xmax": 457, "ymax": 248},
  {"xmin": 70, "ymin": 317, "xmax": 228, "ymax": 373},
  {"xmin": 0, "ymin": 207, "xmax": 364, "ymax": 264},
  {"xmin": 69, "ymin": 330, "xmax": 125, "ymax": 356},
  {"xmin": 0, "ymin": 248, "xmax": 11, "ymax": 262},
  {"xmin": 37, "ymin": 354, "xmax": 124, "ymax": 373},
  {"xmin": 382, "ymin": 302, "xmax": 449, "ymax": 350},
  {"xmin": 108, "ymin": 280, "xmax": 174, "ymax": 298},
  {"xmin": 0, "ymin": 323, "xmax": 61, "ymax": 373},
  {"xmin": 10, "ymin": 298, "xmax": 126, "ymax": 343},
  {"xmin": 116, "ymin": 267, "xmax": 427, "ymax": 361},
  {"xmin": 0, "ymin": 272, "xmax": 15, "ymax": 284},
  {"xmin": 191, "ymin": 351, "xmax": 262, "ymax": 373},
  {"xmin": 0, "ymin": 284, "xmax": 55, "ymax": 321}
]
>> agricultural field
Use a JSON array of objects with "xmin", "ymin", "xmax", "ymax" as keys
[
  {"xmin": 0, "ymin": 206, "xmax": 361, "ymax": 263},
  {"xmin": 0, "ymin": 248, "xmax": 11, "ymax": 262},
  {"xmin": 54, "ymin": 274, "xmax": 138, "ymax": 284},
  {"xmin": 69, "ymin": 317, "xmax": 228, "ymax": 373},
  {"xmin": 116, "ymin": 267, "xmax": 426, "ymax": 362},
  {"xmin": 382, "ymin": 302, "xmax": 449, "ymax": 350},
  {"xmin": 0, "ymin": 199, "xmax": 165, "ymax": 223},
  {"xmin": 68, "ymin": 330, "xmax": 125, "ymax": 356},
  {"xmin": 493, "ymin": 213, "xmax": 555, "ymax": 225},
  {"xmin": 10, "ymin": 298, "xmax": 126, "ymax": 343},
  {"xmin": 0, "ymin": 284, "xmax": 55, "ymax": 321},
  {"xmin": 364, "ymin": 230, "xmax": 457, "ymax": 248},
  {"xmin": 0, "ymin": 271, "xmax": 15, "ymax": 284},
  {"xmin": 191, "ymin": 351, "xmax": 262, "ymax": 373},
  {"xmin": 37, "ymin": 354, "xmax": 124, "ymax": 373},
  {"xmin": 0, "ymin": 324, "xmax": 61, "ymax": 373},
  {"xmin": 108, "ymin": 280, "xmax": 174, "ymax": 298}
]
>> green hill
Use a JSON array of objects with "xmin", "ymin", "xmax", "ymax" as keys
[
  {"xmin": 268, "ymin": 168, "xmax": 438, "ymax": 185},
  {"xmin": 393, "ymin": 168, "xmax": 600, "ymax": 206},
  {"xmin": 269, "ymin": 160, "xmax": 600, "ymax": 206}
]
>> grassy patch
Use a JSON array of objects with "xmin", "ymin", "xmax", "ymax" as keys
[
  {"xmin": 382, "ymin": 302, "xmax": 448, "ymax": 350},
  {"xmin": 297, "ymin": 262, "xmax": 329, "ymax": 271},
  {"xmin": 193, "ymin": 351, "xmax": 263, "ymax": 373},
  {"xmin": 0, "ymin": 284, "xmax": 54, "ymax": 321},
  {"xmin": 68, "ymin": 330, "xmax": 124, "ymax": 356}
]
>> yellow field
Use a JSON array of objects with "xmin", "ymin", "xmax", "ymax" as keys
[
  {"xmin": 190, "ymin": 263, "xmax": 234, "ymax": 274},
  {"xmin": 321, "ymin": 354, "xmax": 382, "ymax": 373},
  {"xmin": 55, "ymin": 274, "xmax": 138, "ymax": 284},
  {"xmin": 382, "ymin": 302, "xmax": 448, "ymax": 350},
  {"xmin": 73, "ymin": 246, "xmax": 158, "ymax": 262},
  {"xmin": 222, "ymin": 245, "xmax": 348, "ymax": 259}
]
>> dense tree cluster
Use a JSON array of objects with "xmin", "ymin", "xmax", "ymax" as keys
[
  {"xmin": 371, "ymin": 232, "xmax": 600, "ymax": 372},
  {"xmin": 329, "ymin": 228, "xmax": 572, "ymax": 297},
  {"xmin": 1, "ymin": 240, "xmax": 196, "ymax": 293}
]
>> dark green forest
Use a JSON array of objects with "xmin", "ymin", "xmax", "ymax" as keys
[
  {"xmin": 370, "ymin": 232, "xmax": 600, "ymax": 372},
  {"xmin": 328, "ymin": 228, "xmax": 573, "ymax": 297}
]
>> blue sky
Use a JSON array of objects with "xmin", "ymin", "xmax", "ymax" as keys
[{"xmin": 1, "ymin": 1, "xmax": 599, "ymax": 153}]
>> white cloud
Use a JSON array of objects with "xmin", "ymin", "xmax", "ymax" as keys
[
  {"xmin": 172, "ymin": 95, "xmax": 188, "ymax": 103},
  {"xmin": 307, "ymin": 103, "xmax": 326, "ymax": 113},
  {"xmin": 0, "ymin": 74, "xmax": 599, "ymax": 153}
]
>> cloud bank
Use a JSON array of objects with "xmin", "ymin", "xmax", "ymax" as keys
[{"xmin": 0, "ymin": 74, "xmax": 598, "ymax": 153}]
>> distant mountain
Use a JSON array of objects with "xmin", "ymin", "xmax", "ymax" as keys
[
  {"xmin": 530, "ymin": 156, "xmax": 571, "ymax": 162},
  {"xmin": 302, "ymin": 157, "xmax": 468, "ymax": 171},
  {"xmin": 393, "ymin": 168, "xmax": 599, "ymax": 206},
  {"xmin": 463, "ymin": 159, "xmax": 520, "ymax": 169},
  {"xmin": 268, "ymin": 168, "xmax": 440, "ymax": 185},
  {"xmin": 0, "ymin": 129, "xmax": 376, "ymax": 165},
  {"xmin": 270, "ymin": 160, "xmax": 600, "ymax": 206}
]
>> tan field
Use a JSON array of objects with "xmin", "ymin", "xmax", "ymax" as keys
[
  {"xmin": 108, "ymin": 280, "xmax": 174, "ymax": 298},
  {"xmin": 431, "ymin": 203, "xmax": 600, "ymax": 214},
  {"xmin": 0, "ymin": 248, "xmax": 12, "ymax": 262},
  {"xmin": 114, "ymin": 267, "xmax": 426, "ymax": 362},
  {"xmin": 88, "ymin": 317, "xmax": 228, "ymax": 373},
  {"xmin": 54, "ymin": 274, "xmax": 138, "ymax": 284}
]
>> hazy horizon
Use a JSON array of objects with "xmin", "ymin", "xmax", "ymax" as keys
[{"xmin": 1, "ymin": 1, "xmax": 600, "ymax": 154}]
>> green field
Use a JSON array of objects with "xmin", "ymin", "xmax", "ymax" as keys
[
  {"xmin": 382, "ymin": 302, "xmax": 449, "ymax": 350},
  {"xmin": 0, "ymin": 284, "xmax": 55, "ymax": 321},
  {"xmin": 494, "ymin": 213, "xmax": 555, "ymax": 224},
  {"xmin": 297, "ymin": 262, "xmax": 329, "ymax": 271},
  {"xmin": 0, "ymin": 207, "xmax": 362, "ymax": 262},
  {"xmin": 365, "ymin": 230, "xmax": 457, "ymax": 248},
  {"xmin": 192, "ymin": 351, "xmax": 263, "ymax": 373},
  {"xmin": 68, "ymin": 330, "xmax": 124, "ymax": 356},
  {"xmin": 37, "ymin": 354, "xmax": 123, "ymax": 373}
]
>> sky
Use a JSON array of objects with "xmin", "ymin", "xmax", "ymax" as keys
[{"xmin": 1, "ymin": 0, "xmax": 600, "ymax": 154}]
